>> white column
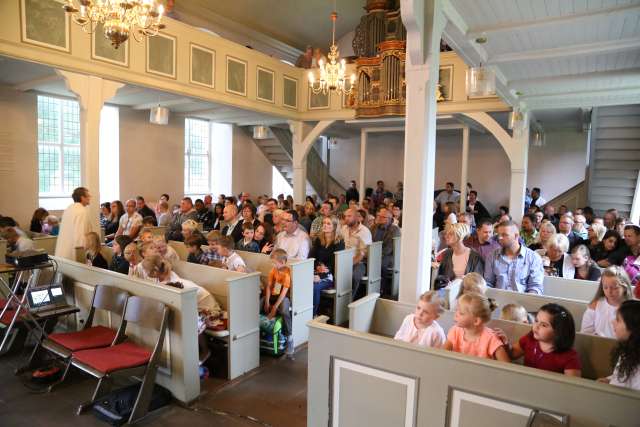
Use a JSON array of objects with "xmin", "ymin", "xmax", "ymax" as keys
[
  {"xmin": 459, "ymin": 125, "xmax": 470, "ymax": 212},
  {"xmin": 398, "ymin": 0, "xmax": 446, "ymax": 303},
  {"xmin": 509, "ymin": 113, "xmax": 530, "ymax": 224},
  {"xmin": 57, "ymin": 70, "xmax": 123, "ymax": 232},
  {"xmin": 359, "ymin": 129, "xmax": 367, "ymax": 203}
]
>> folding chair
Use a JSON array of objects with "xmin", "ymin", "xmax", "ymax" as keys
[
  {"xmin": 72, "ymin": 296, "xmax": 170, "ymax": 424},
  {"xmin": 20, "ymin": 285, "xmax": 130, "ymax": 391}
]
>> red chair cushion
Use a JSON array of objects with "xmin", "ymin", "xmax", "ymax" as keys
[
  {"xmin": 73, "ymin": 341, "xmax": 152, "ymax": 374},
  {"xmin": 48, "ymin": 326, "xmax": 117, "ymax": 351},
  {"xmin": 0, "ymin": 308, "xmax": 25, "ymax": 325}
]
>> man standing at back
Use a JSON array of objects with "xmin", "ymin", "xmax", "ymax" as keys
[
  {"xmin": 484, "ymin": 220, "xmax": 544, "ymax": 294},
  {"xmin": 434, "ymin": 182, "xmax": 460, "ymax": 211},
  {"xmin": 345, "ymin": 180, "xmax": 359, "ymax": 203},
  {"xmin": 55, "ymin": 187, "xmax": 93, "ymax": 260}
]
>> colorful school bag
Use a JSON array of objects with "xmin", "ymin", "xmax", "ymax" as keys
[{"xmin": 259, "ymin": 314, "xmax": 286, "ymax": 355}]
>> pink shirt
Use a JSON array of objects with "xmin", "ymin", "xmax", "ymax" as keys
[
  {"xmin": 394, "ymin": 314, "xmax": 446, "ymax": 348},
  {"xmin": 447, "ymin": 325, "xmax": 504, "ymax": 359}
]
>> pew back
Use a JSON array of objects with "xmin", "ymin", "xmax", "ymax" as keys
[
  {"xmin": 168, "ymin": 240, "xmax": 189, "ymax": 261},
  {"xmin": 364, "ymin": 241, "xmax": 382, "ymax": 295},
  {"xmin": 543, "ymin": 276, "xmax": 598, "ymax": 302},
  {"xmin": 0, "ymin": 239, "xmax": 6, "ymax": 263},
  {"xmin": 32, "ymin": 235, "xmax": 57, "ymax": 255},
  {"xmin": 171, "ymin": 260, "xmax": 261, "ymax": 379},
  {"xmin": 391, "ymin": 236, "xmax": 401, "ymax": 299},
  {"xmin": 331, "ymin": 248, "xmax": 355, "ymax": 325},
  {"xmin": 51, "ymin": 256, "xmax": 199, "ymax": 404},
  {"xmin": 148, "ymin": 226, "xmax": 168, "ymax": 238}
]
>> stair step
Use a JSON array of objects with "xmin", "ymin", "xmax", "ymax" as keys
[
  {"xmin": 597, "ymin": 105, "xmax": 640, "ymax": 117},
  {"xmin": 596, "ymin": 128, "xmax": 640, "ymax": 139},
  {"xmin": 590, "ymin": 202, "xmax": 631, "ymax": 214},
  {"xmin": 593, "ymin": 160, "xmax": 640, "ymax": 170},
  {"xmin": 589, "ymin": 193, "xmax": 633, "ymax": 204},
  {"xmin": 593, "ymin": 140, "xmax": 640, "ymax": 150},
  {"xmin": 255, "ymin": 139, "xmax": 281, "ymax": 147},
  {"xmin": 594, "ymin": 150, "xmax": 640, "ymax": 161},
  {"xmin": 590, "ymin": 178, "xmax": 637, "ymax": 188},
  {"xmin": 592, "ymin": 169, "xmax": 640, "ymax": 179},
  {"xmin": 597, "ymin": 115, "xmax": 640, "ymax": 129}
]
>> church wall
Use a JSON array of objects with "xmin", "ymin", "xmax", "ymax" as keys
[{"xmin": 231, "ymin": 126, "xmax": 273, "ymax": 198}]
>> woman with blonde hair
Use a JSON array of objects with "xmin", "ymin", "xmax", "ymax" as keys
[
  {"xmin": 528, "ymin": 220, "xmax": 556, "ymax": 251},
  {"xmin": 581, "ymin": 266, "xmax": 633, "ymax": 338},
  {"xmin": 309, "ymin": 217, "xmax": 345, "ymax": 315},
  {"xmin": 437, "ymin": 222, "xmax": 484, "ymax": 282},
  {"xmin": 539, "ymin": 234, "xmax": 573, "ymax": 277},
  {"xmin": 84, "ymin": 231, "xmax": 108, "ymax": 269}
]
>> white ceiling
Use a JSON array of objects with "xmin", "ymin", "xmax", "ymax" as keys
[{"xmin": 443, "ymin": 0, "xmax": 640, "ymax": 110}]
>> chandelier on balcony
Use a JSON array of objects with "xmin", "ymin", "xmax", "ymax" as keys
[
  {"xmin": 308, "ymin": 8, "xmax": 356, "ymax": 96},
  {"xmin": 63, "ymin": 0, "xmax": 166, "ymax": 49}
]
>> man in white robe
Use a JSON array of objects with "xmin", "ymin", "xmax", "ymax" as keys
[{"xmin": 55, "ymin": 187, "xmax": 93, "ymax": 260}]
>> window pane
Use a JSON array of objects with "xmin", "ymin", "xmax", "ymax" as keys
[
  {"xmin": 38, "ymin": 145, "xmax": 61, "ymax": 194},
  {"xmin": 62, "ymin": 99, "xmax": 80, "ymax": 145},
  {"xmin": 37, "ymin": 96, "xmax": 60, "ymax": 144},
  {"xmin": 185, "ymin": 118, "xmax": 210, "ymax": 194},
  {"xmin": 63, "ymin": 146, "xmax": 81, "ymax": 193}
]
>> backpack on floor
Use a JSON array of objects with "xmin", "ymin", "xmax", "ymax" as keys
[
  {"xmin": 259, "ymin": 314, "xmax": 286, "ymax": 355},
  {"xmin": 92, "ymin": 383, "xmax": 172, "ymax": 426}
]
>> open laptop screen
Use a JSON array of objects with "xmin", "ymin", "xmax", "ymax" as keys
[{"xmin": 30, "ymin": 289, "xmax": 50, "ymax": 306}]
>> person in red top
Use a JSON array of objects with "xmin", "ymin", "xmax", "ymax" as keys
[{"xmin": 508, "ymin": 303, "xmax": 582, "ymax": 376}]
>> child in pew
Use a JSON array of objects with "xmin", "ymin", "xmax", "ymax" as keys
[
  {"xmin": 138, "ymin": 228, "xmax": 154, "ymax": 245},
  {"xmin": 84, "ymin": 231, "xmax": 108, "ymax": 270},
  {"xmin": 123, "ymin": 242, "xmax": 142, "ymax": 278},
  {"xmin": 203, "ymin": 230, "xmax": 224, "ymax": 268},
  {"xmin": 599, "ymin": 300, "xmax": 640, "ymax": 390},
  {"xmin": 217, "ymin": 236, "xmax": 248, "ymax": 273},
  {"xmin": 394, "ymin": 291, "xmax": 446, "ymax": 348},
  {"xmin": 500, "ymin": 304, "xmax": 531, "ymax": 324},
  {"xmin": 109, "ymin": 235, "xmax": 132, "ymax": 275},
  {"xmin": 444, "ymin": 293, "xmax": 510, "ymax": 362},
  {"xmin": 581, "ymin": 266, "xmax": 634, "ymax": 338},
  {"xmin": 44, "ymin": 215, "xmax": 59, "ymax": 235},
  {"xmin": 152, "ymin": 236, "xmax": 179, "ymax": 265},
  {"xmin": 506, "ymin": 303, "xmax": 582, "ymax": 377},
  {"xmin": 449, "ymin": 272, "xmax": 487, "ymax": 311},
  {"xmin": 571, "ymin": 244, "xmax": 601, "ymax": 282},
  {"xmin": 236, "ymin": 223, "xmax": 260, "ymax": 253},
  {"xmin": 185, "ymin": 235, "xmax": 207, "ymax": 265},
  {"xmin": 262, "ymin": 249, "xmax": 294, "ymax": 358}
]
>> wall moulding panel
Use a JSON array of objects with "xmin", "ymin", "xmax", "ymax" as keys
[{"xmin": 0, "ymin": 2, "xmax": 509, "ymax": 122}]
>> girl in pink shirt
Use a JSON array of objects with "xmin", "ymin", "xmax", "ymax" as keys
[
  {"xmin": 394, "ymin": 291, "xmax": 446, "ymax": 348},
  {"xmin": 444, "ymin": 292, "xmax": 510, "ymax": 362}
]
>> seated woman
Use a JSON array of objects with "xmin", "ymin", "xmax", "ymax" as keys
[
  {"xmin": 580, "ymin": 222, "xmax": 607, "ymax": 254},
  {"xmin": 436, "ymin": 223, "xmax": 484, "ymax": 282},
  {"xmin": 538, "ymin": 234, "xmax": 572, "ymax": 277},
  {"xmin": 104, "ymin": 200, "xmax": 124, "ymax": 242},
  {"xmin": 142, "ymin": 255, "xmax": 223, "ymax": 362},
  {"xmin": 308, "ymin": 217, "xmax": 345, "ymax": 316},
  {"xmin": 240, "ymin": 204, "xmax": 261, "ymax": 229},
  {"xmin": 622, "ymin": 224, "xmax": 640, "ymax": 286},
  {"xmin": 528, "ymin": 221, "xmax": 556, "ymax": 251},
  {"xmin": 571, "ymin": 244, "xmax": 602, "ymax": 281},
  {"xmin": 182, "ymin": 219, "xmax": 207, "ymax": 247},
  {"xmin": 299, "ymin": 202, "xmax": 316, "ymax": 233},
  {"xmin": 254, "ymin": 222, "xmax": 274, "ymax": 254},
  {"xmin": 30, "ymin": 208, "xmax": 49, "ymax": 233},
  {"xmin": 84, "ymin": 231, "xmax": 108, "ymax": 269},
  {"xmin": 591, "ymin": 230, "xmax": 622, "ymax": 268}
]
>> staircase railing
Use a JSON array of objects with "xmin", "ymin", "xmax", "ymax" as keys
[{"xmin": 544, "ymin": 181, "xmax": 587, "ymax": 212}]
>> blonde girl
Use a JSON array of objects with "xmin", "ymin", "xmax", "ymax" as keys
[
  {"xmin": 84, "ymin": 231, "xmax": 108, "ymax": 269},
  {"xmin": 394, "ymin": 291, "xmax": 446, "ymax": 348},
  {"xmin": 581, "ymin": 266, "xmax": 633, "ymax": 338}
]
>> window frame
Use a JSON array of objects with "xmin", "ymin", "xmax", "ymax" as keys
[
  {"xmin": 37, "ymin": 94, "xmax": 82, "ymax": 200},
  {"xmin": 184, "ymin": 117, "xmax": 212, "ymax": 197}
]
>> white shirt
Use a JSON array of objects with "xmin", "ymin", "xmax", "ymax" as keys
[
  {"xmin": 55, "ymin": 202, "xmax": 93, "ymax": 260},
  {"xmin": 435, "ymin": 190, "xmax": 461, "ymax": 210},
  {"xmin": 394, "ymin": 314, "xmax": 446, "ymax": 348},
  {"xmin": 163, "ymin": 271, "xmax": 220, "ymax": 315},
  {"xmin": 223, "ymin": 251, "xmax": 247, "ymax": 272},
  {"xmin": 119, "ymin": 212, "xmax": 143, "ymax": 235},
  {"xmin": 340, "ymin": 223, "xmax": 372, "ymax": 247},
  {"xmin": 609, "ymin": 361, "xmax": 640, "ymax": 391},
  {"xmin": 275, "ymin": 227, "xmax": 311, "ymax": 259},
  {"xmin": 580, "ymin": 298, "xmax": 618, "ymax": 338}
]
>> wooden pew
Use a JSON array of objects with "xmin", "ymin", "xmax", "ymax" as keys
[
  {"xmin": 320, "ymin": 248, "xmax": 355, "ymax": 326},
  {"xmin": 0, "ymin": 239, "xmax": 6, "ymax": 263},
  {"xmin": 391, "ymin": 236, "xmax": 401, "ymax": 300},
  {"xmin": 32, "ymin": 235, "xmax": 57, "ymax": 255},
  {"xmin": 361, "ymin": 241, "xmax": 382, "ymax": 295},
  {"xmin": 171, "ymin": 260, "xmax": 261, "ymax": 380},
  {"xmin": 168, "ymin": 240, "xmax": 189, "ymax": 261},
  {"xmin": 235, "ymin": 250, "xmax": 315, "ymax": 348},
  {"xmin": 300, "ymin": 295, "xmax": 640, "ymax": 427},
  {"xmin": 51, "ymin": 256, "xmax": 200, "ymax": 404},
  {"xmin": 543, "ymin": 276, "xmax": 598, "ymax": 302},
  {"xmin": 486, "ymin": 287, "xmax": 588, "ymax": 327},
  {"xmin": 148, "ymin": 226, "xmax": 168, "ymax": 238}
]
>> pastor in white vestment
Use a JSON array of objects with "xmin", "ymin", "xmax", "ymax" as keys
[{"xmin": 54, "ymin": 187, "xmax": 93, "ymax": 260}]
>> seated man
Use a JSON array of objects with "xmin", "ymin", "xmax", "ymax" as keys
[
  {"xmin": 484, "ymin": 220, "xmax": 544, "ymax": 294},
  {"xmin": 194, "ymin": 198, "xmax": 214, "ymax": 230},
  {"xmin": 275, "ymin": 210, "xmax": 311, "ymax": 259},
  {"xmin": 370, "ymin": 207, "xmax": 401, "ymax": 296},
  {"xmin": 558, "ymin": 214, "xmax": 580, "ymax": 250},
  {"xmin": 116, "ymin": 199, "xmax": 143, "ymax": 240},
  {"xmin": 166, "ymin": 197, "xmax": 198, "ymax": 242},
  {"xmin": 340, "ymin": 208, "xmax": 372, "ymax": 298},
  {"xmin": 2, "ymin": 227, "xmax": 34, "ymax": 252},
  {"xmin": 221, "ymin": 204, "xmax": 243, "ymax": 244},
  {"xmin": 136, "ymin": 196, "xmax": 156, "ymax": 226},
  {"xmin": 463, "ymin": 218, "xmax": 500, "ymax": 265}
]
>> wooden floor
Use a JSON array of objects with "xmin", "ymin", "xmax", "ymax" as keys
[{"xmin": 0, "ymin": 347, "xmax": 308, "ymax": 426}]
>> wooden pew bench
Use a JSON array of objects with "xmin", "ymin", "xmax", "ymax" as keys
[{"xmin": 543, "ymin": 276, "xmax": 599, "ymax": 302}]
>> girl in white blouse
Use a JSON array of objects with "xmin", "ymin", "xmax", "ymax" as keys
[
  {"xmin": 394, "ymin": 291, "xmax": 446, "ymax": 348},
  {"xmin": 598, "ymin": 300, "xmax": 640, "ymax": 390},
  {"xmin": 581, "ymin": 266, "xmax": 633, "ymax": 338}
]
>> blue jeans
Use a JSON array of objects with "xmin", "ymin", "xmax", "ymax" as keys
[{"xmin": 313, "ymin": 278, "xmax": 334, "ymax": 316}]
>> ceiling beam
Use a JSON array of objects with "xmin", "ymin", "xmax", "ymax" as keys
[
  {"xmin": 508, "ymin": 68, "xmax": 640, "ymax": 93},
  {"xmin": 13, "ymin": 74, "xmax": 62, "ymax": 91},
  {"xmin": 521, "ymin": 87, "xmax": 640, "ymax": 109},
  {"xmin": 235, "ymin": 118, "xmax": 285, "ymax": 126},
  {"xmin": 132, "ymin": 97, "xmax": 195, "ymax": 110},
  {"xmin": 467, "ymin": 4, "xmax": 640, "ymax": 39},
  {"xmin": 488, "ymin": 37, "xmax": 640, "ymax": 65}
]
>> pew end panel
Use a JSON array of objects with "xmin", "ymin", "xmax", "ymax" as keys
[
  {"xmin": 329, "ymin": 247, "xmax": 355, "ymax": 326},
  {"xmin": 32, "ymin": 235, "xmax": 57, "ymax": 255},
  {"xmin": 289, "ymin": 258, "xmax": 315, "ymax": 348},
  {"xmin": 52, "ymin": 256, "xmax": 200, "ymax": 404},
  {"xmin": 391, "ymin": 236, "xmax": 401, "ymax": 300},
  {"xmin": 364, "ymin": 241, "xmax": 382, "ymax": 295},
  {"xmin": 308, "ymin": 317, "xmax": 640, "ymax": 427}
]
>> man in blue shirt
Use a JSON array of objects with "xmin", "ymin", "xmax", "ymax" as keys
[{"xmin": 484, "ymin": 220, "xmax": 544, "ymax": 294}]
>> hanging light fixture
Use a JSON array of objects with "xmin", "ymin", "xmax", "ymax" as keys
[
  {"xmin": 308, "ymin": 2, "xmax": 356, "ymax": 96},
  {"xmin": 149, "ymin": 105, "xmax": 169, "ymax": 125},
  {"xmin": 63, "ymin": 0, "xmax": 166, "ymax": 49},
  {"xmin": 466, "ymin": 64, "xmax": 496, "ymax": 97}
]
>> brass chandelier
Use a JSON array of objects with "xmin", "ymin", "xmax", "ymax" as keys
[
  {"xmin": 308, "ymin": 8, "xmax": 355, "ymax": 96},
  {"xmin": 63, "ymin": 0, "xmax": 166, "ymax": 49}
]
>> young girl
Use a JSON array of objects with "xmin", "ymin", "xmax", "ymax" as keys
[
  {"xmin": 599, "ymin": 300, "xmax": 640, "ymax": 390},
  {"xmin": 570, "ymin": 244, "xmax": 601, "ymax": 281},
  {"xmin": 394, "ymin": 291, "xmax": 446, "ymax": 348},
  {"xmin": 444, "ymin": 293, "xmax": 509, "ymax": 362},
  {"xmin": 84, "ymin": 232, "xmax": 108, "ymax": 270},
  {"xmin": 449, "ymin": 272, "xmax": 486, "ymax": 311},
  {"xmin": 109, "ymin": 235, "xmax": 132, "ymax": 275},
  {"xmin": 581, "ymin": 266, "xmax": 633, "ymax": 338},
  {"xmin": 508, "ymin": 303, "xmax": 581, "ymax": 377}
]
